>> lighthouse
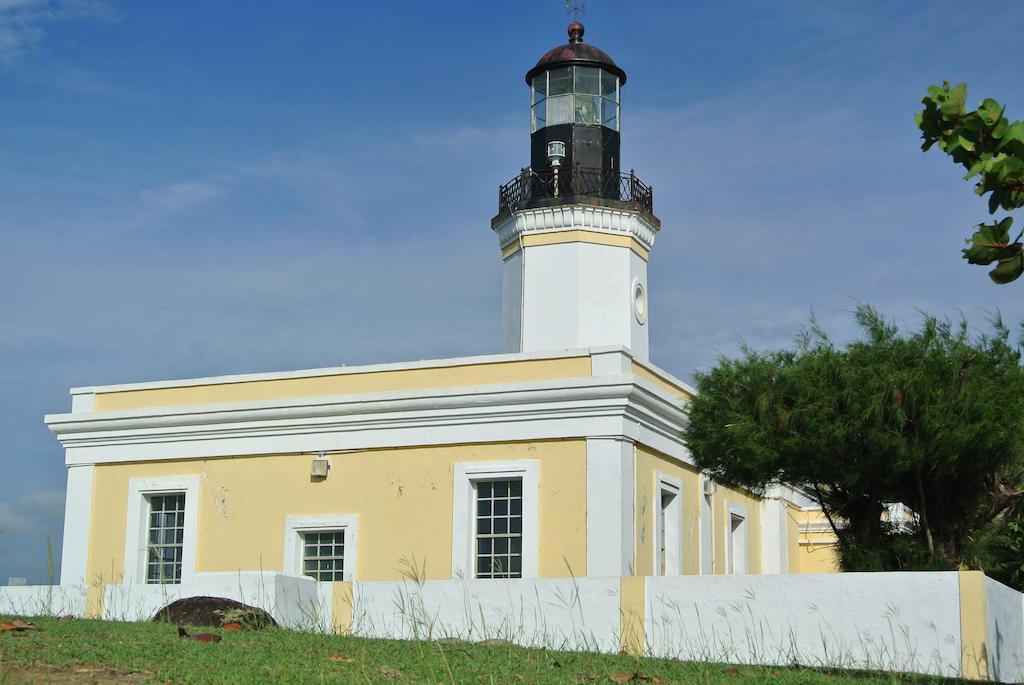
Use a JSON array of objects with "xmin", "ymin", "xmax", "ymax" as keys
[{"xmin": 494, "ymin": 20, "xmax": 660, "ymax": 362}]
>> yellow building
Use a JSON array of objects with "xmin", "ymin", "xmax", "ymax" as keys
[{"xmin": 44, "ymin": 21, "xmax": 838, "ymax": 618}]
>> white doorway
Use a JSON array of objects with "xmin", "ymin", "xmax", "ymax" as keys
[
  {"xmin": 727, "ymin": 507, "xmax": 748, "ymax": 574},
  {"xmin": 654, "ymin": 475, "xmax": 682, "ymax": 575}
]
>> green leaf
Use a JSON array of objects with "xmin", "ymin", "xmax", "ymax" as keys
[
  {"xmin": 978, "ymin": 98, "xmax": 1004, "ymax": 126},
  {"xmin": 989, "ymin": 252, "xmax": 1024, "ymax": 284},
  {"xmin": 941, "ymin": 83, "xmax": 968, "ymax": 118},
  {"xmin": 962, "ymin": 217, "xmax": 1015, "ymax": 265}
]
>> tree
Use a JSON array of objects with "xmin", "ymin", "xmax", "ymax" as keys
[
  {"xmin": 684, "ymin": 305, "xmax": 1024, "ymax": 585},
  {"xmin": 916, "ymin": 83, "xmax": 1024, "ymax": 283}
]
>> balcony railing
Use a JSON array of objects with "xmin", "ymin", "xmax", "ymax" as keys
[{"xmin": 498, "ymin": 166, "xmax": 653, "ymax": 216}]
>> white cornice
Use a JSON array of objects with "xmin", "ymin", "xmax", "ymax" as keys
[
  {"xmin": 492, "ymin": 204, "xmax": 659, "ymax": 250},
  {"xmin": 46, "ymin": 375, "xmax": 689, "ymax": 467}
]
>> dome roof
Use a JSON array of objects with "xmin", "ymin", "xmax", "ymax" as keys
[{"xmin": 525, "ymin": 21, "xmax": 627, "ymax": 85}]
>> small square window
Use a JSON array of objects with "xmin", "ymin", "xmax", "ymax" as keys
[{"xmin": 301, "ymin": 530, "xmax": 345, "ymax": 582}]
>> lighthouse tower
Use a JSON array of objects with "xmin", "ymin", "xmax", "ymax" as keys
[{"xmin": 494, "ymin": 21, "xmax": 659, "ymax": 361}]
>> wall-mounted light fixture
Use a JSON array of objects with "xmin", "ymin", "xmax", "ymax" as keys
[
  {"xmin": 547, "ymin": 140, "xmax": 565, "ymax": 197},
  {"xmin": 311, "ymin": 451, "xmax": 330, "ymax": 479}
]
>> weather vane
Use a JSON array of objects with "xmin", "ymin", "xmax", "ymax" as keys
[{"xmin": 566, "ymin": 0, "xmax": 586, "ymax": 21}]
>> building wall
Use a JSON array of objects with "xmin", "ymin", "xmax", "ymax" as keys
[
  {"xmin": 633, "ymin": 445, "xmax": 762, "ymax": 577},
  {"xmin": 633, "ymin": 445, "xmax": 701, "ymax": 577},
  {"xmin": 788, "ymin": 506, "xmax": 840, "ymax": 574},
  {"xmin": 85, "ymin": 439, "xmax": 588, "ymax": 588}
]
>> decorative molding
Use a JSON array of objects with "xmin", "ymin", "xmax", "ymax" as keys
[
  {"xmin": 493, "ymin": 204, "xmax": 659, "ymax": 251},
  {"xmin": 47, "ymin": 375, "xmax": 690, "ymax": 467}
]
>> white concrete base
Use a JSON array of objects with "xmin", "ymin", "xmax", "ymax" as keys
[
  {"xmin": 647, "ymin": 572, "xmax": 962, "ymax": 677},
  {"xmin": 0, "ymin": 584, "xmax": 87, "ymax": 617},
  {"xmin": 353, "ymin": 576, "xmax": 621, "ymax": 652},
  {"xmin": 5, "ymin": 572, "xmax": 1024, "ymax": 683}
]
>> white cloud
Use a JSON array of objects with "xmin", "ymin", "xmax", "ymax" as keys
[{"xmin": 0, "ymin": 0, "xmax": 111, "ymax": 66}]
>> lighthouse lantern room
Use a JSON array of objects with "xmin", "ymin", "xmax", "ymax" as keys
[{"xmin": 494, "ymin": 21, "xmax": 661, "ymax": 362}]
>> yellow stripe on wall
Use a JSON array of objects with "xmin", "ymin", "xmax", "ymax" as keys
[
  {"xmin": 93, "ymin": 356, "xmax": 592, "ymax": 411},
  {"xmin": 958, "ymin": 570, "xmax": 989, "ymax": 680},
  {"xmin": 501, "ymin": 230, "xmax": 650, "ymax": 261}
]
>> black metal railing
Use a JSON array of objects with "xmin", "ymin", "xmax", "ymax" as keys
[{"xmin": 498, "ymin": 166, "xmax": 654, "ymax": 216}]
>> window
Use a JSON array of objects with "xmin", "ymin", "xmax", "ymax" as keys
[
  {"xmin": 452, "ymin": 461, "xmax": 539, "ymax": 579},
  {"xmin": 727, "ymin": 506, "xmax": 748, "ymax": 575},
  {"xmin": 475, "ymin": 479, "xmax": 523, "ymax": 578},
  {"xmin": 530, "ymin": 67, "xmax": 620, "ymax": 132},
  {"xmin": 145, "ymin": 493, "xmax": 185, "ymax": 584},
  {"xmin": 124, "ymin": 476, "xmax": 199, "ymax": 585},
  {"xmin": 283, "ymin": 515, "xmax": 358, "ymax": 582},
  {"xmin": 301, "ymin": 530, "xmax": 345, "ymax": 581},
  {"xmin": 654, "ymin": 475, "xmax": 682, "ymax": 576}
]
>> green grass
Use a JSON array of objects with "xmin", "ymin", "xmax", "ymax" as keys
[{"xmin": 0, "ymin": 616, "xmax": 966, "ymax": 684}]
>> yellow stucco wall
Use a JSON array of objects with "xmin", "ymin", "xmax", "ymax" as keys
[
  {"xmin": 633, "ymin": 445, "xmax": 762, "ymax": 577},
  {"xmin": 85, "ymin": 440, "xmax": 587, "ymax": 587},
  {"xmin": 713, "ymin": 481, "xmax": 762, "ymax": 575},
  {"xmin": 92, "ymin": 356, "xmax": 592, "ymax": 411},
  {"xmin": 788, "ymin": 507, "xmax": 840, "ymax": 573},
  {"xmin": 633, "ymin": 445, "xmax": 701, "ymax": 576},
  {"xmin": 630, "ymin": 362, "xmax": 692, "ymax": 403}
]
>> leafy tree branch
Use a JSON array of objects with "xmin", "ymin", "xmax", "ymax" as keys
[{"xmin": 917, "ymin": 82, "xmax": 1024, "ymax": 283}]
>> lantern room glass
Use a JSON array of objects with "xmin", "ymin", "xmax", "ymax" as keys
[{"xmin": 531, "ymin": 66, "xmax": 619, "ymax": 133}]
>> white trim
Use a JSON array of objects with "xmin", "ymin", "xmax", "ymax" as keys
[
  {"xmin": 283, "ymin": 514, "xmax": 358, "ymax": 582},
  {"xmin": 699, "ymin": 475, "xmax": 714, "ymax": 575},
  {"xmin": 632, "ymin": 360, "xmax": 697, "ymax": 397},
  {"xmin": 70, "ymin": 390, "xmax": 94, "ymax": 413},
  {"xmin": 68, "ymin": 347, "xmax": 627, "ymax": 396},
  {"xmin": 726, "ymin": 502, "xmax": 749, "ymax": 575},
  {"xmin": 123, "ymin": 476, "xmax": 200, "ymax": 585},
  {"xmin": 492, "ymin": 204, "xmax": 659, "ymax": 250},
  {"xmin": 59, "ymin": 464, "xmax": 94, "ymax": 586},
  {"xmin": 760, "ymin": 485, "xmax": 788, "ymax": 574},
  {"xmin": 48, "ymin": 376, "xmax": 690, "ymax": 468},
  {"xmin": 451, "ymin": 460, "xmax": 539, "ymax": 580},
  {"xmin": 590, "ymin": 348, "xmax": 633, "ymax": 376},
  {"xmin": 653, "ymin": 473, "xmax": 683, "ymax": 576},
  {"xmin": 585, "ymin": 437, "xmax": 635, "ymax": 576}
]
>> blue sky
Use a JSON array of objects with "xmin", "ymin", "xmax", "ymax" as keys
[{"xmin": 2, "ymin": 0, "xmax": 1023, "ymax": 583}]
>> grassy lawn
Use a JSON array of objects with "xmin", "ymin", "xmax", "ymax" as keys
[{"xmin": 0, "ymin": 616, "xmax": 966, "ymax": 684}]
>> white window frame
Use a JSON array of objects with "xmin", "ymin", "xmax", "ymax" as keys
[
  {"xmin": 452, "ymin": 460, "xmax": 539, "ymax": 580},
  {"xmin": 653, "ymin": 473, "xmax": 683, "ymax": 576},
  {"xmin": 699, "ymin": 475, "xmax": 714, "ymax": 575},
  {"xmin": 726, "ymin": 502, "xmax": 749, "ymax": 575},
  {"xmin": 283, "ymin": 515, "xmax": 358, "ymax": 582},
  {"xmin": 124, "ymin": 476, "xmax": 200, "ymax": 585}
]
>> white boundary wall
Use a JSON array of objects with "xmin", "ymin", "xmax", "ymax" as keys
[
  {"xmin": 986, "ymin": 576, "xmax": 1024, "ymax": 683},
  {"xmin": 102, "ymin": 572, "xmax": 327, "ymax": 631},
  {"xmin": 0, "ymin": 584, "xmax": 86, "ymax": 617},
  {"xmin": 353, "ymin": 577, "xmax": 621, "ymax": 652},
  {"xmin": 647, "ymin": 573, "xmax": 962, "ymax": 677},
  {"xmin": 3, "ymin": 572, "xmax": 1024, "ymax": 682}
]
